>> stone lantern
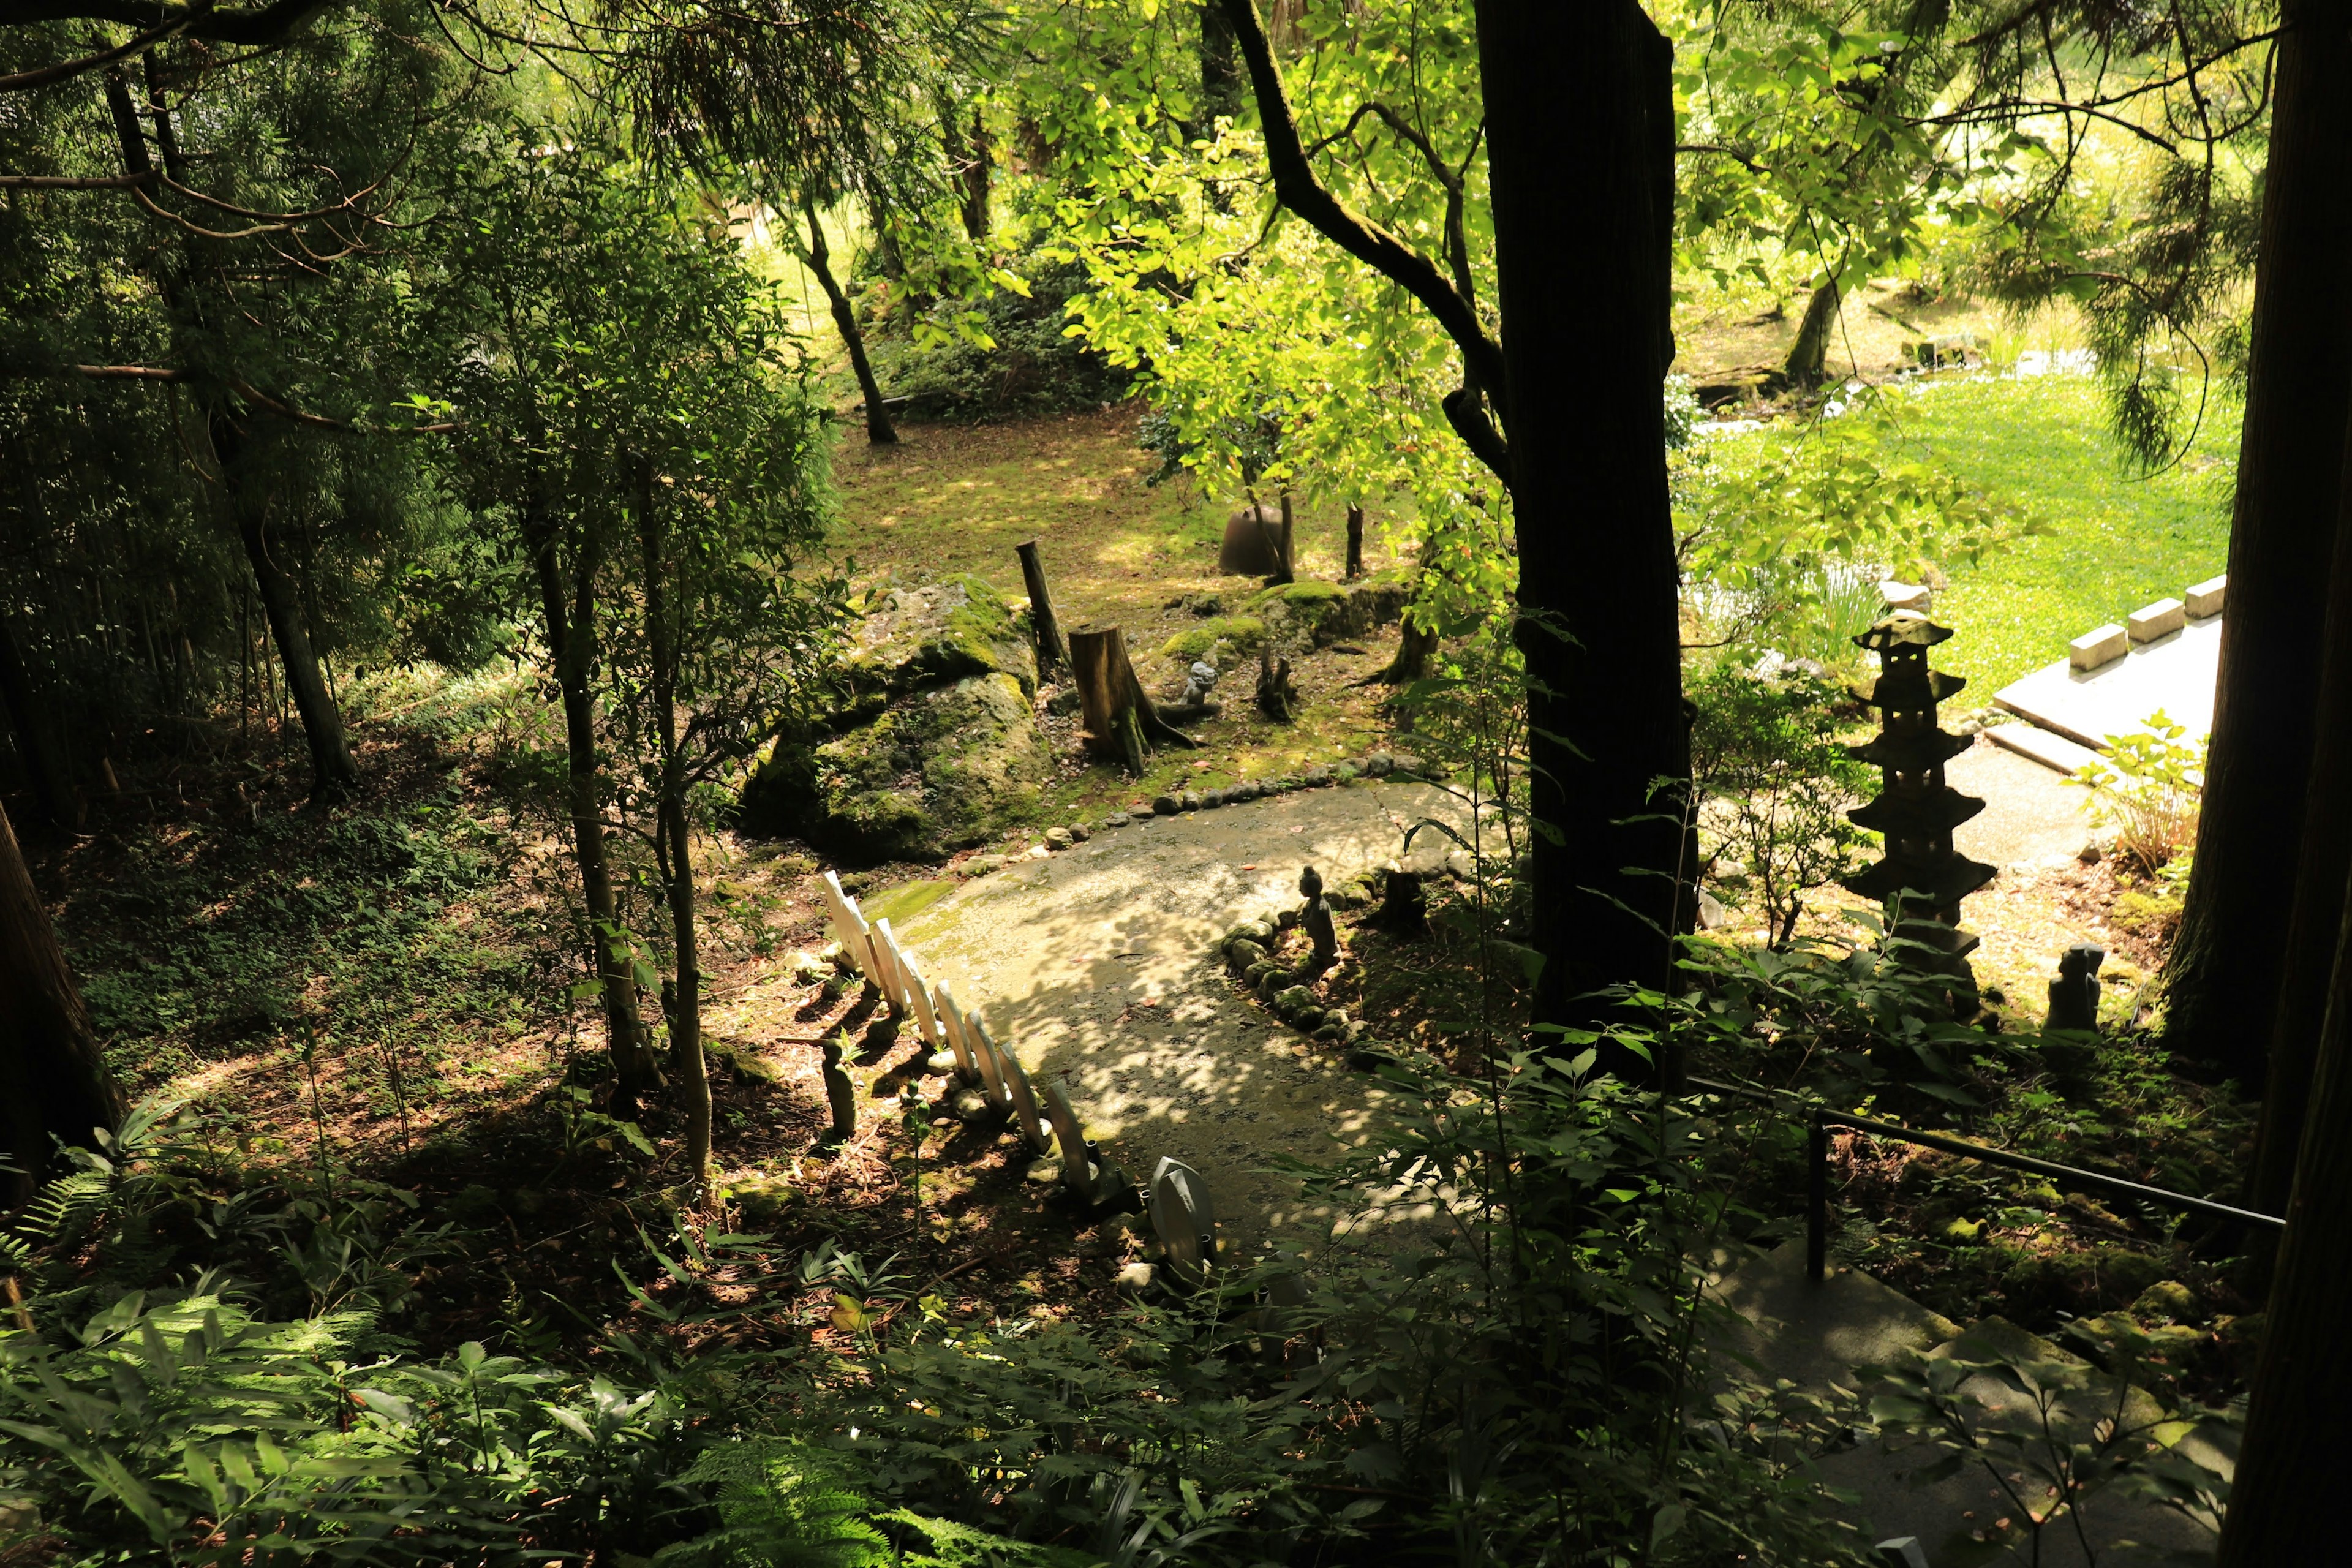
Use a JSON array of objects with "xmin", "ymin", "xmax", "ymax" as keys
[{"xmin": 1840, "ymin": 613, "xmax": 1995, "ymax": 1017}]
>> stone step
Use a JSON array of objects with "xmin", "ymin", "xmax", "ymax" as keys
[
  {"xmin": 1705, "ymin": 1240, "xmax": 2226, "ymax": 1566},
  {"xmin": 1983, "ymin": 720, "xmax": 2103, "ymax": 777}
]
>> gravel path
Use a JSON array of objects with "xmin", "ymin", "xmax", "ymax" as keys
[{"xmin": 893, "ymin": 780, "xmax": 1469, "ymax": 1246}]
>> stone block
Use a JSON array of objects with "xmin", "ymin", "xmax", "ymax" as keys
[
  {"xmin": 2068, "ymin": 624, "xmax": 2128, "ymax": 671},
  {"xmin": 2185, "ymin": 574, "xmax": 2226, "ymax": 618},
  {"xmin": 1878, "ymin": 579, "xmax": 1932, "ymax": 614},
  {"xmin": 2127, "ymin": 597, "xmax": 2185, "ymax": 644}
]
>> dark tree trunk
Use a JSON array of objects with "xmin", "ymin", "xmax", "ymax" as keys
[
  {"xmin": 0, "ymin": 799, "xmax": 124, "ymax": 1209},
  {"xmin": 1344, "ymin": 503, "xmax": 1365, "ymax": 579},
  {"xmin": 1476, "ymin": 0, "xmax": 1687, "ymax": 1060},
  {"xmin": 1371, "ymin": 614, "xmax": 1438, "ymax": 685},
  {"xmin": 635, "ymin": 469, "xmax": 711, "ymax": 1189},
  {"xmin": 527, "ymin": 507, "xmax": 658, "ymax": 1117},
  {"xmin": 0, "ymin": 619, "xmax": 78, "ymax": 832},
  {"xmin": 216, "ymin": 415, "xmax": 359, "ymax": 801},
  {"xmin": 2251, "ymin": 424, "xmax": 2352, "ymax": 1215},
  {"xmin": 1014, "ymin": 539, "xmax": 1069, "ymax": 672},
  {"xmin": 1268, "ymin": 491, "xmax": 1295, "ymax": 585},
  {"xmin": 798, "ymin": 198, "xmax": 897, "ymax": 445},
  {"xmin": 958, "ymin": 105, "xmax": 990, "ymax": 244},
  {"xmin": 2169, "ymin": 0, "xmax": 2352, "ymax": 1086},
  {"xmin": 1782, "ymin": 277, "xmax": 1841, "ymax": 390},
  {"xmin": 2215, "ymin": 872, "xmax": 2352, "ymax": 1560},
  {"xmin": 1199, "ymin": 0, "xmax": 1243, "ymax": 128},
  {"xmin": 1070, "ymin": 627, "xmax": 1193, "ymax": 773}
]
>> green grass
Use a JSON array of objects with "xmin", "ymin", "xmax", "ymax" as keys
[
  {"xmin": 1698, "ymin": 374, "xmax": 2237, "ymax": 696},
  {"xmin": 1898, "ymin": 375, "xmax": 2237, "ymax": 695}
]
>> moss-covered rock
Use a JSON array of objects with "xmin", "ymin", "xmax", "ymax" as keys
[
  {"xmin": 846, "ymin": 573, "xmax": 1037, "ymax": 703},
  {"xmin": 778, "ymin": 671, "xmax": 1042, "ymax": 862},
  {"xmin": 745, "ymin": 577, "xmax": 1047, "ymax": 862},
  {"xmin": 1246, "ymin": 576, "xmax": 1409, "ymax": 647},
  {"xmin": 1159, "ymin": 615, "xmax": 1266, "ymax": 666}
]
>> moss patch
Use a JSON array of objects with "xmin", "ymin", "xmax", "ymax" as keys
[
  {"xmin": 860, "ymin": 877, "xmax": 957, "ymax": 926},
  {"xmin": 1159, "ymin": 615, "xmax": 1266, "ymax": 665}
]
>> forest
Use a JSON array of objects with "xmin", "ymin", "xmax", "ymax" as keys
[{"xmin": 3, "ymin": 0, "xmax": 2350, "ymax": 1562}]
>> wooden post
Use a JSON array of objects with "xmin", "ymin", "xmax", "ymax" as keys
[
  {"xmin": 1069, "ymin": 627, "xmax": 1196, "ymax": 774},
  {"xmin": 1014, "ymin": 539, "xmax": 1069, "ymax": 672},
  {"xmin": 1344, "ymin": 503, "xmax": 1365, "ymax": 579},
  {"xmin": 1272, "ymin": 491, "xmax": 1296, "ymax": 584}
]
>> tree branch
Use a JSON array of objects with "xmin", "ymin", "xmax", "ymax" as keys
[
  {"xmin": 0, "ymin": 9, "xmax": 200, "ymax": 94},
  {"xmin": 7, "ymin": 0, "xmax": 334, "ymax": 48},
  {"xmin": 1442, "ymin": 386, "xmax": 1510, "ymax": 486},
  {"xmin": 4, "ymin": 363, "xmax": 457, "ymax": 433},
  {"xmin": 1215, "ymin": 0, "xmax": 1506, "ymax": 404}
]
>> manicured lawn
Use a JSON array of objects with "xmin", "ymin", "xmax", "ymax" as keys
[{"xmin": 1888, "ymin": 375, "xmax": 2237, "ymax": 695}]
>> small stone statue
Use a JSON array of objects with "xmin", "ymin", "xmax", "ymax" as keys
[
  {"xmin": 1158, "ymin": 662, "xmax": 1223, "ymax": 725},
  {"xmin": 820, "ymin": 1035, "xmax": 858, "ymax": 1147},
  {"xmin": 2046, "ymin": 942, "xmax": 2105, "ymax": 1033},
  {"xmin": 1298, "ymin": 865, "xmax": 1338, "ymax": 968}
]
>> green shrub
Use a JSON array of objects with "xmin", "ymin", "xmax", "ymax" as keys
[
  {"xmin": 882, "ymin": 254, "xmax": 1131, "ymax": 422},
  {"xmin": 2069, "ymin": 709, "xmax": 2204, "ymax": 875},
  {"xmin": 1689, "ymin": 664, "xmax": 1877, "ymax": 947}
]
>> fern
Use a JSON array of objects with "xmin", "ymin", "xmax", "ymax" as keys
[
  {"xmin": 654, "ymin": 1442, "xmax": 1098, "ymax": 1568},
  {"xmin": 654, "ymin": 1439, "xmax": 893, "ymax": 1568}
]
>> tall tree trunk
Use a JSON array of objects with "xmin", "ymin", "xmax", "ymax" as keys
[
  {"xmin": 1782, "ymin": 276, "xmax": 1841, "ymax": 391},
  {"xmin": 958, "ymin": 105, "xmax": 991, "ymax": 244},
  {"xmin": 2250, "ymin": 417, "xmax": 2352, "ymax": 1215},
  {"xmin": 2168, "ymin": 0, "xmax": 2352, "ymax": 1085},
  {"xmin": 1344, "ymin": 503, "xmax": 1365, "ymax": 580},
  {"xmin": 1476, "ymin": 0, "xmax": 1687, "ymax": 1059},
  {"xmin": 216, "ymin": 415, "xmax": 359, "ymax": 801},
  {"xmin": 2214, "ymin": 869, "xmax": 2352, "ymax": 1559},
  {"xmin": 798, "ymin": 198, "xmax": 897, "ymax": 445},
  {"xmin": 528, "ymin": 505, "xmax": 657, "ymax": 1118},
  {"xmin": 635, "ymin": 470, "xmax": 710, "ymax": 1190},
  {"xmin": 0, "ymin": 618, "xmax": 78, "ymax": 831},
  {"xmin": 0, "ymin": 799, "xmax": 124, "ymax": 1209}
]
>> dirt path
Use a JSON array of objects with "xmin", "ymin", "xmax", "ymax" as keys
[{"xmin": 875, "ymin": 780, "xmax": 1469, "ymax": 1250}]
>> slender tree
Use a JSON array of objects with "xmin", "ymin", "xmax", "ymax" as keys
[
  {"xmin": 597, "ymin": 0, "xmax": 997, "ymax": 447},
  {"xmin": 796, "ymin": 195, "xmax": 897, "ymax": 444}
]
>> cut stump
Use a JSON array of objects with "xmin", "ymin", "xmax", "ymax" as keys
[{"xmin": 1070, "ymin": 627, "xmax": 1196, "ymax": 774}]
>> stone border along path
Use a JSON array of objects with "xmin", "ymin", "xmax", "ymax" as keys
[{"xmin": 813, "ymin": 777, "xmax": 1474, "ymax": 1275}]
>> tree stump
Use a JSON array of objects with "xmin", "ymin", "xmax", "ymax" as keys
[
  {"xmin": 1256, "ymin": 644, "xmax": 1299, "ymax": 722},
  {"xmin": 1014, "ymin": 539, "xmax": 1069, "ymax": 673},
  {"xmin": 1069, "ymin": 627, "xmax": 1195, "ymax": 774}
]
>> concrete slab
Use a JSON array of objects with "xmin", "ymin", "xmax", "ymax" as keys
[
  {"xmin": 1708, "ymin": 1243, "xmax": 2224, "ymax": 1566},
  {"xmin": 1945, "ymin": 739, "xmax": 2096, "ymax": 865},
  {"xmin": 1994, "ymin": 614, "xmax": 2220, "ymax": 752}
]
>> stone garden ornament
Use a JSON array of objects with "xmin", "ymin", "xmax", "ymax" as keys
[{"xmin": 1148, "ymin": 1156, "xmax": 1217, "ymax": 1284}]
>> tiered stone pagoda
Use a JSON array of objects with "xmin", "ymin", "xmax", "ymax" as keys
[{"xmin": 1841, "ymin": 613, "xmax": 1995, "ymax": 1017}]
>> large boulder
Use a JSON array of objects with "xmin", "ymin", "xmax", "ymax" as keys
[
  {"xmin": 745, "ymin": 575, "xmax": 1046, "ymax": 862},
  {"xmin": 1247, "ymin": 576, "xmax": 1409, "ymax": 647}
]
